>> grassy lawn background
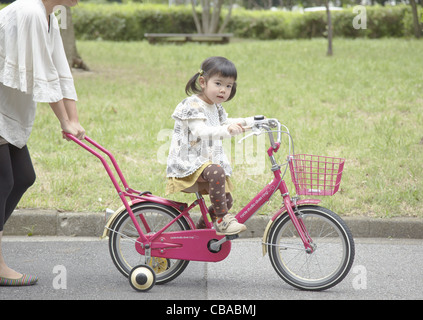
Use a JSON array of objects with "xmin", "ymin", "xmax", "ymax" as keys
[{"xmin": 22, "ymin": 39, "xmax": 423, "ymax": 218}]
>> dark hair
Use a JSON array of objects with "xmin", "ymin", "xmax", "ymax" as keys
[{"xmin": 185, "ymin": 56, "xmax": 238, "ymax": 101}]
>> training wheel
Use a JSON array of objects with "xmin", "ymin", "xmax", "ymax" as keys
[{"xmin": 129, "ymin": 264, "xmax": 156, "ymax": 292}]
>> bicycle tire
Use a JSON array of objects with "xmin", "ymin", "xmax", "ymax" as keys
[
  {"xmin": 109, "ymin": 202, "xmax": 190, "ymax": 285},
  {"xmin": 267, "ymin": 205, "xmax": 355, "ymax": 291}
]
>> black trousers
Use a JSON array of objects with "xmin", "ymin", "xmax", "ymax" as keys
[{"xmin": 0, "ymin": 144, "xmax": 36, "ymax": 232}]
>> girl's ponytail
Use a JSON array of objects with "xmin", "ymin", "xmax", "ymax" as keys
[{"xmin": 185, "ymin": 71, "xmax": 202, "ymax": 96}]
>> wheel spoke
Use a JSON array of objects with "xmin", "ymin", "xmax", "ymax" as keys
[
  {"xmin": 268, "ymin": 206, "xmax": 355, "ymax": 290},
  {"xmin": 109, "ymin": 203, "xmax": 190, "ymax": 284}
]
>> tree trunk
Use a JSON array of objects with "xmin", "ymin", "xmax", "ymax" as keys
[
  {"xmin": 201, "ymin": 0, "xmax": 210, "ymax": 33},
  {"xmin": 191, "ymin": 0, "xmax": 234, "ymax": 34},
  {"xmin": 325, "ymin": 0, "xmax": 333, "ymax": 56},
  {"xmin": 210, "ymin": 0, "xmax": 225, "ymax": 34},
  {"xmin": 218, "ymin": 0, "xmax": 234, "ymax": 33},
  {"xmin": 409, "ymin": 0, "xmax": 422, "ymax": 38},
  {"xmin": 191, "ymin": 0, "xmax": 202, "ymax": 33},
  {"xmin": 59, "ymin": 6, "xmax": 89, "ymax": 70}
]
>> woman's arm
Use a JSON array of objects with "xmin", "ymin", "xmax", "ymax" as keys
[{"xmin": 50, "ymin": 99, "xmax": 85, "ymax": 140}]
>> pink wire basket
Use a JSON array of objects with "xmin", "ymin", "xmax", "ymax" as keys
[{"xmin": 288, "ymin": 154, "xmax": 345, "ymax": 196}]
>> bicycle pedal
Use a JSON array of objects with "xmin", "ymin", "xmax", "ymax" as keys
[{"xmin": 225, "ymin": 234, "xmax": 239, "ymax": 241}]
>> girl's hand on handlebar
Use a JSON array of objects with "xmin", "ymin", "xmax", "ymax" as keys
[{"xmin": 228, "ymin": 123, "xmax": 245, "ymax": 136}]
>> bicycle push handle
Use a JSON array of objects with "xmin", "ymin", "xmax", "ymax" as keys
[{"xmin": 62, "ymin": 131, "xmax": 136, "ymax": 195}]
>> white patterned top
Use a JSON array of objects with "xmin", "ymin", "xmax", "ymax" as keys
[{"xmin": 166, "ymin": 95, "xmax": 253, "ymax": 178}]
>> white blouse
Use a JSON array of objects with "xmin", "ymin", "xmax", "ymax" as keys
[
  {"xmin": 166, "ymin": 95, "xmax": 254, "ymax": 178},
  {"xmin": 0, "ymin": 0, "xmax": 77, "ymax": 148}
]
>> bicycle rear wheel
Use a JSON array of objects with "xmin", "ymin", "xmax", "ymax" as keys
[
  {"xmin": 109, "ymin": 202, "xmax": 190, "ymax": 284},
  {"xmin": 268, "ymin": 205, "xmax": 354, "ymax": 291}
]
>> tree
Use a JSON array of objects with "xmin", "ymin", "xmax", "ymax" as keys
[
  {"xmin": 59, "ymin": 6, "xmax": 89, "ymax": 70},
  {"xmin": 409, "ymin": 0, "xmax": 422, "ymax": 38},
  {"xmin": 325, "ymin": 0, "xmax": 333, "ymax": 56},
  {"xmin": 190, "ymin": 0, "xmax": 234, "ymax": 34}
]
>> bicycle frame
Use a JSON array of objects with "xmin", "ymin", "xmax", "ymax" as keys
[
  {"xmin": 234, "ymin": 143, "xmax": 315, "ymax": 252},
  {"xmin": 65, "ymin": 130, "xmax": 317, "ymax": 263}
]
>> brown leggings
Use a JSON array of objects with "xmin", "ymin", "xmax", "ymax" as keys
[
  {"xmin": 196, "ymin": 164, "xmax": 233, "ymax": 229},
  {"xmin": 200, "ymin": 164, "xmax": 233, "ymax": 217}
]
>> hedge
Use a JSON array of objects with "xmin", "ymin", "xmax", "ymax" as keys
[
  {"xmin": 226, "ymin": 5, "xmax": 420, "ymax": 39},
  {"xmin": 0, "ymin": 3, "xmax": 420, "ymax": 39},
  {"xmin": 72, "ymin": 4, "xmax": 196, "ymax": 41},
  {"xmin": 71, "ymin": 4, "xmax": 421, "ymax": 40}
]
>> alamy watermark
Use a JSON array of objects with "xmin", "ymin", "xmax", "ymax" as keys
[
  {"xmin": 55, "ymin": 5, "xmax": 367, "ymax": 32},
  {"xmin": 53, "ymin": 264, "xmax": 67, "ymax": 290},
  {"xmin": 51, "ymin": 263, "xmax": 367, "ymax": 290},
  {"xmin": 157, "ymin": 129, "xmax": 267, "ymax": 175},
  {"xmin": 353, "ymin": 5, "xmax": 367, "ymax": 30},
  {"xmin": 54, "ymin": 5, "xmax": 67, "ymax": 29},
  {"xmin": 352, "ymin": 265, "xmax": 367, "ymax": 290}
]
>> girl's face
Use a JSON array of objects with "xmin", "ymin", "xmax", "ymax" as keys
[{"xmin": 199, "ymin": 74, "xmax": 235, "ymax": 105}]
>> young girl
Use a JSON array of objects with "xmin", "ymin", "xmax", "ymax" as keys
[{"xmin": 166, "ymin": 56, "xmax": 253, "ymax": 235}]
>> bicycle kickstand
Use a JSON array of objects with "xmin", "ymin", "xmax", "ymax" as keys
[{"xmin": 144, "ymin": 244, "xmax": 151, "ymax": 265}]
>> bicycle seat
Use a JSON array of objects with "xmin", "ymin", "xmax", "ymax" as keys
[{"xmin": 182, "ymin": 181, "xmax": 209, "ymax": 194}]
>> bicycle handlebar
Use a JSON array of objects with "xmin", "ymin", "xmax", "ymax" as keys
[{"xmin": 239, "ymin": 115, "xmax": 285, "ymax": 150}]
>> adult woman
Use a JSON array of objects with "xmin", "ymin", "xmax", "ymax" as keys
[{"xmin": 0, "ymin": 0, "xmax": 85, "ymax": 286}]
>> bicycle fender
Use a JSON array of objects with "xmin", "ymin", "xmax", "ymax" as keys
[
  {"xmin": 261, "ymin": 199, "xmax": 321, "ymax": 256},
  {"xmin": 101, "ymin": 200, "xmax": 142, "ymax": 239}
]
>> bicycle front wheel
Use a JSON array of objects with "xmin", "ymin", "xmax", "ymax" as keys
[
  {"xmin": 268, "ymin": 205, "xmax": 355, "ymax": 291},
  {"xmin": 109, "ymin": 202, "xmax": 190, "ymax": 284}
]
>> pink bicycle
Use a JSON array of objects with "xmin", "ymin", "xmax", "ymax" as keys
[{"xmin": 65, "ymin": 116, "xmax": 354, "ymax": 292}]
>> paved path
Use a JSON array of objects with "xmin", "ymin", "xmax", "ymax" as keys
[{"xmin": 1, "ymin": 236, "xmax": 422, "ymax": 302}]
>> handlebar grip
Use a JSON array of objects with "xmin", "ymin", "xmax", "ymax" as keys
[{"xmin": 63, "ymin": 131, "xmax": 76, "ymax": 140}]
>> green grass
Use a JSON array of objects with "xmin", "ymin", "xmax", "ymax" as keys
[{"xmin": 22, "ymin": 38, "xmax": 423, "ymax": 218}]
